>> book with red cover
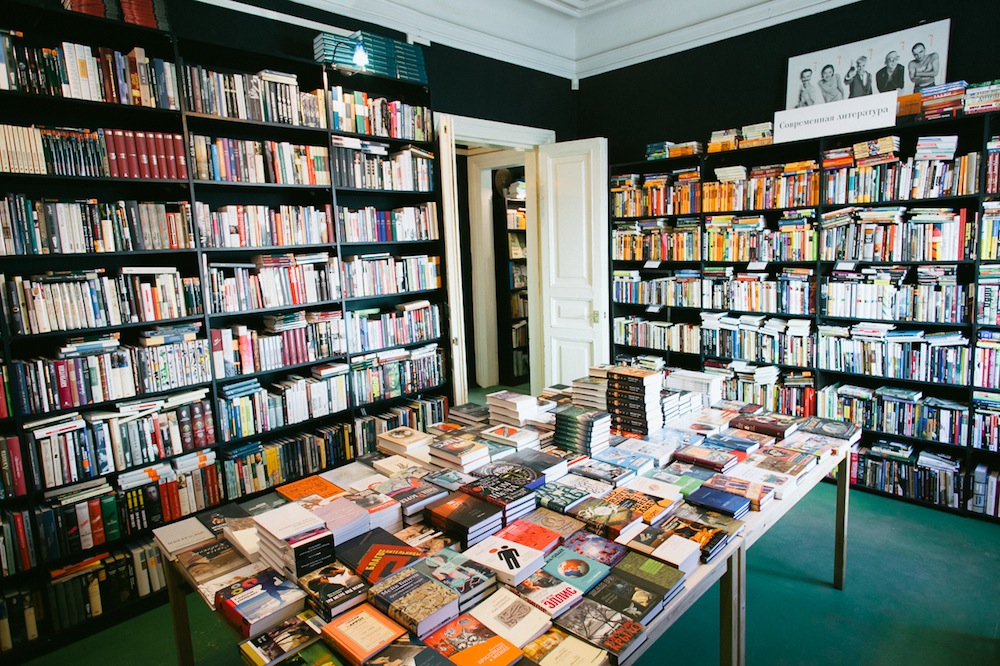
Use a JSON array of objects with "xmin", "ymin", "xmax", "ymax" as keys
[
  {"xmin": 336, "ymin": 528, "xmax": 425, "ymax": 585},
  {"xmin": 727, "ymin": 412, "xmax": 804, "ymax": 439}
]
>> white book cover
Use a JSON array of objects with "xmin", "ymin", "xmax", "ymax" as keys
[
  {"xmin": 464, "ymin": 536, "xmax": 545, "ymax": 587},
  {"xmin": 727, "ymin": 462, "xmax": 796, "ymax": 500},
  {"xmin": 152, "ymin": 517, "xmax": 215, "ymax": 559},
  {"xmin": 469, "ymin": 587, "xmax": 552, "ymax": 647},
  {"xmin": 319, "ymin": 461, "xmax": 378, "ymax": 488},
  {"xmin": 252, "ymin": 502, "xmax": 325, "ymax": 541},
  {"xmin": 651, "ymin": 535, "xmax": 701, "ymax": 573},
  {"xmin": 525, "ymin": 628, "xmax": 608, "ymax": 666},
  {"xmin": 625, "ymin": 476, "xmax": 684, "ymax": 502},
  {"xmin": 374, "ymin": 455, "xmax": 421, "ymax": 477},
  {"xmin": 349, "ymin": 473, "xmax": 390, "ymax": 492},
  {"xmin": 554, "ymin": 474, "xmax": 613, "ymax": 498}
]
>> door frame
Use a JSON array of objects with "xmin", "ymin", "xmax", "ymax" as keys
[{"xmin": 436, "ymin": 114, "xmax": 555, "ymax": 402}]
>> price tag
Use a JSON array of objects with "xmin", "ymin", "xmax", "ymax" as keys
[
  {"xmin": 646, "ymin": 305, "xmax": 662, "ymax": 314},
  {"xmin": 835, "ymin": 261, "xmax": 856, "ymax": 271},
  {"xmin": 643, "ymin": 260, "xmax": 661, "ymax": 269},
  {"xmin": 747, "ymin": 261, "xmax": 768, "ymax": 271}
]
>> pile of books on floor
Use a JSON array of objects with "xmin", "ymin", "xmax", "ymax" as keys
[{"xmin": 151, "ymin": 366, "xmax": 862, "ymax": 666}]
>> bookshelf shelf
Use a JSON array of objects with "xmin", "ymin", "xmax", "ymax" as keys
[
  {"xmin": 864, "ymin": 429, "xmax": 967, "ymax": 451},
  {"xmin": 704, "ymin": 354, "xmax": 812, "ymax": 373},
  {"xmin": 350, "ymin": 336, "xmax": 444, "ymax": 357},
  {"xmin": 353, "ymin": 382, "xmax": 449, "ymax": 411},
  {"xmin": 818, "ymin": 316, "xmax": 971, "ymax": 328},
  {"xmin": 0, "ymin": 2, "xmax": 453, "ymax": 661},
  {"xmin": 818, "ymin": 368, "xmax": 968, "ymax": 389}
]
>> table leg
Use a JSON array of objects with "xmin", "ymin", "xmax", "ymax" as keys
[
  {"xmin": 834, "ymin": 454, "xmax": 850, "ymax": 591},
  {"xmin": 720, "ymin": 544, "xmax": 746, "ymax": 666},
  {"xmin": 166, "ymin": 560, "xmax": 195, "ymax": 666}
]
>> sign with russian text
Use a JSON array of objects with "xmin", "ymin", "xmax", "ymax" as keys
[{"xmin": 773, "ymin": 91, "xmax": 897, "ymax": 143}]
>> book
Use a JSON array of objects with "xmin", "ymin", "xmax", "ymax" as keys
[
  {"xmin": 463, "ymin": 536, "xmax": 546, "ymax": 586},
  {"xmin": 522, "ymin": 627, "xmax": 607, "ymax": 666},
  {"xmin": 423, "ymin": 614, "xmax": 522, "ymax": 666},
  {"xmin": 176, "ymin": 538, "xmax": 251, "ymax": 585},
  {"xmin": 519, "ymin": 508, "xmax": 587, "ymax": 540},
  {"xmin": 425, "ymin": 491, "xmax": 504, "ymax": 537},
  {"xmin": 336, "ymin": 528, "xmax": 425, "ymax": 585},
  {"xmin": 566, "ymin": 498, "xmax": 643, "ymax": 539},
  {"xmin": 297, "ymin": 561, "xmax": 368, "ymax": 619},
  {"xmin": 744, "ymin": 447, "xmax": 817, "ymax": 481},
  {"xmin": 562, "ymin": 530, "xmax": 628, "ymax": 567},
  {"xmin": 586, "ymin": 572, "xmax": 665, "ymax": 624},
  {"xmin": 467, "ymin": 588, "xmax": 552, "ymax": 650},
  {"xmin": 238, "ymin": 608, "xmax": 326, "ymax": 666},
  {"xmin": 796, "ymin": 416, "xmax": 861, "ymax": 443},
  {"xmin": 496, "ymin": 519, "xmax": 562, "ymax": 555},
  {"xmin": 542, "ymin": 546, "xmax": 611, "ymax": 593},
  {"xmin": 215, "ymin": 568, "xmax": 308, "ymax": 638},
  {"xmin": 650, "ymin": 535, "xmax": 701, "ymax": 573},
  {"xmin": 611, "ymin": 552, "xmax": 686, "ymax": 599},
  {"xmin": 151, "ymin": 517, "xmax": 215, "ymax": 559},
  {"xmin": 728, "ymin": 412, "xmax": 803, "ymax": 439},
  {"xmin": 367, "ymin": 567, "xmax": 460, "ymax": 636},
  {"xmin": 684, "ymin": 486, "xmax": 751, "ymax": 518},
  {"xmin": 513, "ymin": 570, "xmax": 584, "ymax": 618},
  {"xmin": 411, "ymin": 547, "xmax": 497, "ymax": 608},
  {"xmin": 534, "ymin": 482, "xmax": 590, "ymax": 513},
  {"xmin": 362, "ymin": 635, "xmax": 454, "ymax": 666},
  {"xmin": 320, "ymin": 603, "xmax": 405, "ymax": 666},
  {"xmin": 554, "ymin": 598, "xmax": 646, "ymax": 662},
  {"xmin": 555, "ymin": 474, "xmax": 613, "ymax": 498}
]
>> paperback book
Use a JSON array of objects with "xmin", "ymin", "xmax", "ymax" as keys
[
  {"xmin": 554, "ymin": 598, "xmax": 646, "ymax": 662},
  {"xmin": 542, "ymin": 546, "xmax": 611, "ymax": 593},
  {"xmin": 513, "ymin": 570, "xmax": 584, "ymax": 618}
]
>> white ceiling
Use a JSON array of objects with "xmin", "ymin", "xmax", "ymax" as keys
[{"xmin": 217, "ymin": 0, "xmax": 863, "ymax": 81}]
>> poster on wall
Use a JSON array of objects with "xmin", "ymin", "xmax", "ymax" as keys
[{"xmin": 785, "ymin": 19, "xmax": 950, "ymax": 110}]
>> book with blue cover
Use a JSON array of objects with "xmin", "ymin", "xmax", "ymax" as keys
[
  {"xmin": 684, "ymin": 485, "xmax": 751, "ymax": 518},
  {"xmin": 542, "ymin": 546, "xmax": 611, "ymax": 594}
]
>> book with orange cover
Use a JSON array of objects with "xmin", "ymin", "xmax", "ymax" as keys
[
  {"xmin": 495, "ymin": 519, "xmax": 561, "ymax": 556},
  {"xmin": 424, "ymin": 614, "xmax": 522, "ymax": 666},
  {"xmin": 276, "ymin": 475, "xmax": 344, "ymax": 501},
  {"xmin": 319, "ymin": 603, "xmax": 405, "ymax": 666}
]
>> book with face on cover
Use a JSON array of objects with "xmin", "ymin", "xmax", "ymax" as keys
[
  {"xmin": 237, "ymin": 608, "xmax": 326, "ymax": 666},
  {"xmin": 297, "ymin": 560, "xmax": 367, "ymax": 618},
  {"xmin": 468, "ymin": 587, "xmax": 553, "ymax": 648},
  {"xmin": 320, "ymin": 603, "xmax": 406, "ymax": 666},
  {"xmin": 424, "ymin": 614, "xmax": 523, "ymax": 666},
  {"xmin": 744, "ymin": 446, "xmax": 817, "ymax": 480},
  {"xmin": 412, "ymin": 547, "xmax": 497, "ymax": 604},
  {"xmin": 513, "ymin": 570, "xmax": 584, "ymax": 618}
]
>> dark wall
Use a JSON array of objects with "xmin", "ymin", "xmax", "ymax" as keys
[
  {"xmin": 168, "ymin": 0, "xmax": 575, "ymax": 139},
  {"xmin": 577, "ymin": 0, "xmax": 1000, "ymax": 163}
]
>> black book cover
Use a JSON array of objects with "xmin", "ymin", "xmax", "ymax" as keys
[
  {"xmin": 425, "ymin": 491, "xmax": 502, "ymax": 533},
  {"xmin": 459, "ymin": 475, "xmax": 534, "ymax": 508},
  {"xmin": 335, "ymin": 528, "xmax": 424, "ymax": 585}
]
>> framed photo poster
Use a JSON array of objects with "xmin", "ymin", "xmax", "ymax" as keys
[{"xmin": 785, "ymin": 19, "xmax": 950, "ymax": 110}]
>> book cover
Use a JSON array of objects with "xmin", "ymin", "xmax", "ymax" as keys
[
  {"xmin": 672, "ymin": 444, "xmax": 737, "ymax": 472},
  {"xmin": 586, "ymin": 572, "xmax": 665, "ymax": 624},
  {"xmin": 553, "ymin": 598, "xmax": 645, "ymax": 658},
  {"xmin": 297, "ymin": 561, "xmax": 367, "ymax": 615},
  {"xmin": 460, "ymin": 476, "xmax": 535, "ymax": 509},
  {"xmin": 430, "ymin": 437, "xmax": 490, "ymax": 464},
  {"xmin": 424, "ymin": 614, "xmax": 522, "ymax": 666},
  {"xmin": 657, "ymin": 515, "xmax": 728, "ymax": 559},
  {"xmin": 542, "ymin": 547, "xmax": 610, "ymax": 594},
  {"xmin": 534, "ymin": 482, "xmax": 589, "ymax": 513},
  {"xmin": 612, "ymin": 552, "xmax": 686, "ymax": 598},
  {"xmin": 553, "ymin": 474, "xmax": 613, "ymax": 499},
  {"xmin": 519, "ymin": 508, "xmax": 586, "ymax": 540},
  {"xmin": 238, "ymin": 608, "xmax": 325, "ymax": 665},
  {"xmin": 473, "ymin": 460, "xmax": 545, "ymax": 490},
  {"xmin": 702, "ymin": 474, "xmax": 775, "ymax": 509},
  {"xmin": 425, "ymin": 469, "xmax": 478, "ymax": 491},
  {"xmin": 797, "ymin": 415, "xmax": 861, "ymax": 442},
  {"xmin": 778, "ymin": 431, "xmax": 843, "ymax": 458},
  {"xmin": 513, "ymin": 570, "xmax": 583, "ymax": 617},
  {"xmin": 151, "ymin": 516, "xmax": 215, "ymax": 558},
  {"xmin": 469, "ymin": 587, "xmax": 552, "ymax": 648},
  {"xmin": 372, "ymin": 474, "xmax": 448, "ymax": 516},
  {"xmin": 684, "ymin": 486, "xmax": 751, "ymax": 518},
  {"xmin": 566, "ymin": 498, "xmax": 641, "ymax": 539},
  {"xmin": 496, "ymin": 519, "xmax": 561, "ymax": 555},
  {"xmin": 671, "ymin": 503, "xmax": 746, "ymax": 538},
  {"xmin": 377, "ymin": 427, "xmax": 433, "ymax": 451},
  {"xmin": 745, "ymin": 447, "xmax": 817, "ymax": 479},
  {"xmin": 367, "ymin": 567, "xmax": 460, "ymax": 636},
  {"xmin": 522, "ymin": 628, "xmax": 606, "ymax": 666},
  {"xmin": 277, "ymin": 475, "xmax": 344, "ymax": 501},
  {"xmin": 336, "ymin": 528, "xmax": 425, "ymax": 585},
  {"xmin": 365, "ymin": 635, "xmax": 454, "ymax": 666},
  {"xmin": 562, "ymin": 530, "xmax": 628, "ymax": 566},
  {"xmin": 570, "ymin": 460, "xmax": 633, "ymax": 486},
  {"xmin": 425, "ymin": 492, "xmax": 503, "ymax": 533},
  {"xmin": 239, "ymin": 491, "xmax": 289, "ymax": 516},
  {"xmin": 728, "ymin": 412, "xmax": 804, "ymax": 438},
  {"xmin": 463, "ymin": 536, "xmax": 546, "ymax": 587},
  {"xmin": 196, "ymin": 503, "xmax": 252, "ymax": 537},
  {"xmin": 412, "ymin": 547, "xmax": 496, "ymax": 601},
  {"xmin": 216, "ymin": 568, "xmax": 308, "ymax": 638},
  {"xmin": 320, "ymin": 603, "xmax": 405, "ymax": 666},
  {"xmin": 176, "ymin": 538, "xmax": 251, "ymax": 584}
]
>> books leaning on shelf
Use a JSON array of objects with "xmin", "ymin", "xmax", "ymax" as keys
[
  {"xmin": 190, "ymin": 135, "xmax": 330, "ymax": 185},
  {"xmin": 182, "ymin": 65, "xmax": 326, "ymax": 128}
]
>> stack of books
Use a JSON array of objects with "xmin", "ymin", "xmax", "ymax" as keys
[
  {"xmin": 253, "ymin": 503, "xmax": 336, "ymax": 582},
  {"xmin": 668, "ymin": 140, "xmax": 704, "ymax": 157},
  {"xmin": 449, "ymin": 402, "xmax": 491, "ymax": 426},
  {"xmin": 216, "ymin": 568, "xmax": 308, "ymax": 638},
  {"xmin": 412, "ymin": 546, "xmax": 498, "ymax": 612},
  {"xmin": 460, "ymin": 476, "xmax": 538, "ymax": 525},
  {"xmin": 376, "ymin": 426, "xmax": 434, "ymax": 462},
  {"xmin": 853, "ymin": 135, "xmax": 900, "ymax": 165},
  {"xmin": 553, "ymin": 405, "xmax": 612, "ymax": 456},
  {"xmin": 645, "ymin": 140, "xmax": 675, "ymax": 160},
  {"xmin": 605, "ymin": 366, "xmax": 663, "ymax": 435},
  {"xmin": 307, "ymin": 496, "xmax": 370, "ymax": 545},
  {"xmin": 469, "ymin": 587, "xmax": 553, "ymax": 647},
  {"xmin": 425, "ymin": 491, "xmax": 504, "ymax": 547},
  {"xmin": 342, "ymin": 488, "xmax": 404, "ymax": 534},
  {"xmin": 367, "ymin": 566, "xmax": 461, "ymax": 636},
  {"xmin": 335, "ymin": 528, "xmax": 425, "ymax": 585},
  {"xmin": 487, "ymin": 390, "xmax": 545, "ymax": 426},
  {"xmin": 572, "ymin": 375, "xmax": 608, "ymax": 410},
  {"xmin": 664, "ymin": 369, "xmax": 723, "ymax": 407},
  {"xmin": 964, "ymin": 80, "xmax": 1000, "ymax": 115},
  {"xmin": 428, "ymin": 436, "xmax": 491, "ymax": 473},
  {"xmin": 920, "ymin": 80, "xmax": 968, "ymax": 119},
  {"xmin": 684, "ymin": 485, "xmax": 751, "ymax": 519},
  {"xmin": 482, "ymin": 423, "xmax": 541, "ymax": 450},
  {"xmin": 740, "ymin": 121, "xmax": 773, "ymax": 148},
  {"xmin": 464, "ymin": 535, "xmax": 546, "ymax": 586},
  {"xmin": 496, "ymin": 518, "xmax": 563, "ymax": 556},
  {"xmin": 915, "ymin": 135, "xmax": 959, "ymax": 161},
  {"xmin": 707, "ymin": 127, "xmax": 740, "ymax": 152},
  {"xmin": 297, "ymin": 561, "xmax": 369, "ymax": 620}
]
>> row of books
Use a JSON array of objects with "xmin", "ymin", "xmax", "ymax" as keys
[
  {"xmin": 181, "ymin": 65, "xmax": 326, "ymax": 128},
  {"xmin": 190, "ymin": 135, "xmax": 331, "ymax": 186},
  {"xmin": 0, "ymin": 33, "xmax": 178, "ymax": 110},
  {"xmin": 351, "ymin": 395, "xmax": 450, "ymax": 455},
  {"xmin": 336, "ymin": 202, "xmax": 439, "ymax": 243},
  {"xmin": 824, "ymin": 152, "xmax": 980, "ymax": 205},
  {"xmin": 348, "ymin": 344, "xmax": 446, "ymax": 405},
  {"xmin": 700, "ymin": 313, "xmax": 815, "ymax": 368},
  {"xmin": 820, "ymin": 206, "xmax": 974, "ymax": 262},
  {"xmin": 611, "ymin": 219, "xmax": 701, "ymax": 261},
  {"xmin": 613, "ymin": 317, "xmax": 701, "ymax": 355},
  {"xmin": 703, "ymin": 363, "xmax": 816, "ymax": 418},
  {"xmin": 0, "ymin": 196, "xmax": 195, "ymax": 256},
  {"xmin": 62, "ymin": 0, "xmax": 170, "ymax": 30},
  {"xmin": 612, "ymin": 269, "xmax": 701, "ymax": 308},
  {"xmin": 345, "ymin": 302, "xmax": 441, "ymax": 353},
  {"xmin": 511, "ymin": 291, "xmax": 529, "ymax": 319},
  {"xmin": 216, "ymin": 370, "xmax": 350, "ymax": 443},
  {"xmin": 972, "ymin": 391, "xmax": 1000, "ymax": 452},
  {"xmin": 0, "ymin": 124, "xmax": 188, "ymax": 179},
  {"xmin": 972, "ymin": 331, "xmax": 1000, "ymax": 390},
  {"xmin": 823, "ymin": 267, "xmax": 968, "ymax": 323},
  {"xmin": 4, "ymin": 267, "xmax": 203, "ymax": 335},
  {"xmin": 817, "ymin": 325, "xmax": 970, "ymax": 385},
  {"xmin": 314, "ymin": 29, "xmax": 427, "ymax": 83},
  {"xmin": 210, "ymin": 313, "xmax": 348, "ymax": 379},
  {"xmin": 702, "ymin": 212, "xmax": 818, "ymax": 262},
  {"xmin": 987, "ymin": 136, "xmax": 1000, "ymax": 194},
  {"xmin": 205, "ymin": 253, "xmax": 341, "ymax": 314},
  {"xmin": 329, "ymin": 86, "xmax": 433, "ymax": 142},
  {"xmin": 329, "ymin": 141, "xmax": 434, "ymax": 192},
  {"xmin": 701, "ymin": 267, "xmax": 815, "ymax": 315},
  {"xmin": 340, "ymin": 253, "xmax": 441, "ymax": 298},
  {"xmin": 702, "ymin": 163, "xmax": 820, "ymax": 212},
  {"xmin": 817, "ymin": 384, "xmax": 967, "ymax": 445},
  {"xmin": 610, "ymin": 170, "xmax": 701, "ymax": 217},
  {"xmin": 853, "ymin": 446, "xmax": 963, "ymax": 508},
  {"xmin": 705, "ymin": 122, "xmax": 773, "ymax": 152},
  {"xmin": 195, "ymin": 202, "xmax": 334, "ymax": 249}
]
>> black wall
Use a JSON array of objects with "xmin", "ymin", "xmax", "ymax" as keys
[{"xmin": 576, "ymin": 0, "xmax": 1000, "ymax": 163}]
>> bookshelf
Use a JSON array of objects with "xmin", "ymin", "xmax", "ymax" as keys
[
  {"xmin": 494, "ymin": 169, "xmax": 529, "ymax": 385},
  {"xmin": 609, "ymin": 111, "xmax": 1000, "ymax": 522},
  {"xmin": 0, "ymin": 0, "xmax": 450, "ymax": 660}
]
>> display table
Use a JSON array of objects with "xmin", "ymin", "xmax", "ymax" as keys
[{"xmin": 165, "ymin": 449, "xmax": 850, "ymax": 666}]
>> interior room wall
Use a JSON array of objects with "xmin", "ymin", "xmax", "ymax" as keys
[{"xmin": 576, "ymin": 0, "xmax": 1000, "ymax": 163}]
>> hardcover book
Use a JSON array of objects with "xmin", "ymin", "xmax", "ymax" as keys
[
  {"xmin": 797, "ymin": 415, "xmax": 861, "ymax": 443},
  {"xmin": 377, "ymin": 426, "xmax": 434, "ymax": 451},
  {"xmin": 473, "ymin": 460, "xmax": 546, "ymax": 489},
  {"xmin": 215, "ymin": 568, "xmax": 308, "ymax": 638},
  {"xmin": 176, "ymin": 538, "xmax": 251, "ymax": 585},
  {"xmin": 237, "ymin": 609, "xmax": 326, "ymax": 666},
  {"xmin": 562, "ymin": 530, "xmax": 628, "ymax": 566},
  {"xmin": 320, "ymin": 603, "xmax": 406, "ymax": 666},
  {"xmin": 586, "ymin": 572, "xmax": 665, "ymax": 624},
  {"xmin": 367, "ymin": 567, "xmax": 461, "ymax": 636},
  {"xmin": 496, "ymin": 519, "xmax": 562, "ymax": 555},
  {"xmin": 684, "ymin": 486, "xmax": 751, "ymax": 518},
  {"xmin": 728, "ymin": 412, "xmax": 804, "ymax": 439},
  {"xmin": 430, "ymin": 437, "xmax": 491, "ymax": 464},
  {"xmin": 425, "ymin": 469, "xmax": 478, "ymax": 491},
  {"xmin": 460, "ymin": 476, "xmax": 536, "ymax": 511},
  {"xmin": 657, "ymin": 515, "xmax": 729, "ymax": 560},
  {"xmin": 672, "ymin": 444, "xmax": 737, "ymax": 473},
  {"xmin": 424, "ymin": 614, "xmax": 522, "ymax": 666},
  {"xmin": 566, "ymin": 498, "xmax": 643, "ymax": 539},
  {"xmin": 372, "ymin": 474, "xmax": 448, "ymax": 516},
  {"xmin": 513, "ymin": 570, "xmax": 584, "ymax": 617},
  {"xmin": 468, "ymin": 586, "xmax": 553, "ymax": 647},
  {"xmin": 570, "ymin": 460, "xmax": 634, "ymax": 486},
  {"xmin": 650, "ymin": 534, "xmax": 701, "ymax": 573},
  {"xmin": 336, "ymin": 528, "xmax": 425, "ymax": 585},
  {"xmin": 425, "ymin": 491, "xmax": 504, "ymax": 534},
  {"xmin": 702, "ymin": 474, "xmax": 775, "ymax": 510},
  {"xmin": 297, "ymin": 561, "xmax": 367, "ymax": 618},
  {"xmin": 542, "ymin": 546, "xmax": 611, "ymax": 593},
  {"xmin": 777, "ymin": 431, "xmax": 843, "ymax": 458},
  {"xmin": 522, "ymin": 627, "xmax": 607, "ymax": 666},
  {"xmin": 553, "ymin": 598, "xmax": 646, "ymax": 661},
  {"xmin": 152, "ymin": 516, "xmax": 216, "ymax": 559},
  {"xmin": 611, "ymin": 552, "xmax": 686, "ymax": 599}
]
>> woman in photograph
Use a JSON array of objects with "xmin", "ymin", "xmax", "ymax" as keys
[{"xmin": 818, "ymin": 64, "xmax": 845, "ymax": 102}]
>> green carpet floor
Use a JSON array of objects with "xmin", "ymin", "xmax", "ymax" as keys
[{"xmin": 21, "ymin": 388, "xmax": 1000, "ymax": 665}]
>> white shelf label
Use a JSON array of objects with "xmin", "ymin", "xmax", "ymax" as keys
[
  {"xmin": 643, "ymin": 260, "xmax": 661, "ymax": 269},
  {"xmin": 835, "ymin": 261, "xmax": 856, "ymax": 271},
  {"xmin": 747, "ymin": 261, "xmax": 767, "ymax": 271},
  {"xmin": 646, "ymin": 305, "xmax": 662, "ymax": 314}
]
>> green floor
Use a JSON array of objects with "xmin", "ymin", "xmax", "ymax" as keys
[{"xmin": 22, "ymin": 388, "xmax": 1000, "ymax": 665}]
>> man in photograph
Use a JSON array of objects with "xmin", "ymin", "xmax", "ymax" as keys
[
  {"xmin": 908, "ymin": 41, "xmax": 940, "ymax": 91},
  {"xmin": 843, "ymin": 55, "xmax": 873, "ymax": 97},
  {"xmin": 876, "ymin": 51, "xmax": 905, "ymax": 92},
  {"xmin": 795, "ymin": 68, "xmax": 819, "ymax": 107}
]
